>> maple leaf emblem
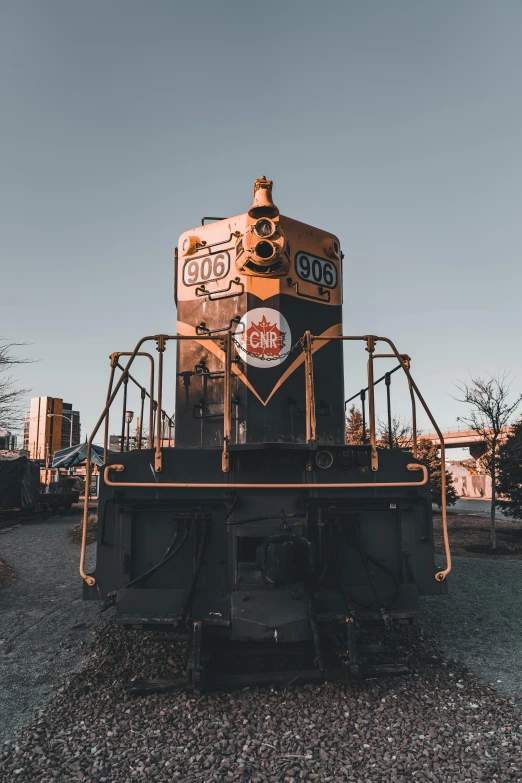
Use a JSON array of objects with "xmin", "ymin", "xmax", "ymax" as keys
[{"xmin": 244, "ymin": 315, "xmax": 286, "ymax": 359}]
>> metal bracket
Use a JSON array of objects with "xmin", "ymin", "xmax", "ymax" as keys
[
  {"xmin": 194, "ymin": 359, "xmax": 224, "ymax": 379},
  {"xmin": 287, "ymin": 277, "xmax": 330, "ymax": 303},
  {"xmin": 288, "ymin": 397, "xmax": 331, "ymax": 416},
  {"xmin": 195, "ymin": 277, "xmax": 244, "ymax": 301},
  {"xmin": 186, "ymin": 620, "xmax": 204, "ymax": 688},
  {"xmin": 193, "ymin": 398, "xmax": 239, "ymax": 420},
  {"xmin": 201, "ymin": 216, "xmax": 226, "ymax": 225},
  {"xmin": 222, "ymin": 437, "xmax": 230, "ymax": 473},
  {"xmin": 195, "ymin": 316, "xmax": 243, "ymax": 336}
]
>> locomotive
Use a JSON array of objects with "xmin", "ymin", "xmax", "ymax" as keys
[{"xmin": 80, "ymin": 178, "xmax": 451, "ymax": 687}]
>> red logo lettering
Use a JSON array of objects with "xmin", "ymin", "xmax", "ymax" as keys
[{"xmin": 244, "ymin": 315, "xmax": 286, "ymax": 360}]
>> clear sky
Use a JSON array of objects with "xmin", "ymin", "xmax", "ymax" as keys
[{"xmin": 1, "ymin": 0, "xmax": 521, "ymax": 444}]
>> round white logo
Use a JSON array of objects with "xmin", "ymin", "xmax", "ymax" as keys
[{"xmin": 235, "ymin": 308, "xmax": 292, "ymax": 368}]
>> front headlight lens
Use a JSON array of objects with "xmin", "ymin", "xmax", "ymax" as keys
[
  {"xmin": 255, "ymin": 241, "xmax": 275, "ymax": 260},
  {"xmin": 255, "ymin": 219, "xmax": 275, "ymax": 238}
]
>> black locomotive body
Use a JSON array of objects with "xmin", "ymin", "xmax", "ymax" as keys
[{"xmin": 82, "ymin": 178, "xmax": 450, "ymax": 685}]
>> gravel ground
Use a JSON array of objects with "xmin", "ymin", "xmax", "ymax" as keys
[
  {"xmin": 0, "ymin": 517, "xmax": 102, "ymax": 744},
  {"xmin": 1, "ymin": 626, "xmax": 521, "ymax": 782},
  {"xmin": 419, "ymin": 554, "xmax": 522, "ymax": 699},
  {"xmin": 2, "ymin": 523, "xmax": 522, "ymax": 781}
]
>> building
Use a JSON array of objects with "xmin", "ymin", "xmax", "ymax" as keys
[
  {"xmin": 24, "ymin": 397, "xmax": 81, "ymax": 461},
  {"xmin": 447, "ymin": 460, "xmax": 492, "ymax": 499},
  {"xmin": 0, "ymin": 430, "xmax": 17, "ymax": 450},
  {"xmin": 60, "ymin": 402, "xmax": 81, "ymax": 449},
  {"xmin": 109, "ymin": 434, "xmax": 139, "ymax": 452}
]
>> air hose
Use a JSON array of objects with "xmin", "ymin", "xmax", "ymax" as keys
[
  {"xmin": 333, "ymin": 518, "xmax": 401, "ymax": 613},
  {"xmin": 125, "ymin": 520, "xmax": 189, "ymax": 589},
  {"xmin": 176, "ymin": 518, "xmax": 209, "ymax": 625}
]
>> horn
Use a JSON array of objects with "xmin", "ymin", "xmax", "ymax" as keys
[{"xmin": 248, "ymin": 177, "xmax": 279, "ymax": 219}]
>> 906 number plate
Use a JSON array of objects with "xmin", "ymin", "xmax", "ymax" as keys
[
  {"xmin": 183, "ymin": 251, "xmax": 230, "ymax": 286},
  {"xmin": 295, "ymin": 252, "xmax": 338, "ymax": 289}
]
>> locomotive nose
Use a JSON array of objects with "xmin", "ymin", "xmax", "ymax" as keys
[{"xmin": 238, "ymin": 177, "xmax": 287, "ymax": 275}]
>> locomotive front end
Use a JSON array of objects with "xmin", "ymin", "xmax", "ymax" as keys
[{"xmin": 81, "ymin": 178, "xmax": 450, "ymax": 687}]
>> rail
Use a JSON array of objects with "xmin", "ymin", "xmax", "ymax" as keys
[
  {"xmin": 103, "ymin": 462, "xmax": 428, "ymax": 490},
  {"xmin": 80, "ymin": 332, "xmax": 451, "ymax": 587},
  {"xmin": 310, "ymin": 333, "xmax": 450, "ymax": 582}
]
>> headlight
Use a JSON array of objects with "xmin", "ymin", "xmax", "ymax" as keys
[
  {"xmin": 255, "ymin": 241, "xmax": 276, "ymax": 260},
  {"xmin": 254, "ymin": 219, "xmax": 275, "ymax": 238},
  {"xmin": 315, "ymin": 451, "xmax": 334, "ymax": 470}
]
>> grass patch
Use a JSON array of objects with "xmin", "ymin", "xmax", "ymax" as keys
[
  {"xmin": 0, "ymin": 553, "xmax": 18, "ymax": 588},
  {"xmin": 433, "ymin": 512, "xmax": 522, "ymax": 558},
  {"xmin": 69, "ymin": 513, "xmax": 98, "ymax": 546}
]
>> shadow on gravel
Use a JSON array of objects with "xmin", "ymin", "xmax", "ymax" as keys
[
  {"xmin": 420, "ymin": 555, "xmax": 522, "ymax": 703},
  {"xmin": 1, "ymin": 623, "xmax": 521, "ymax": 782},
  {"xmin": 0, "ymin": 517, "xmax": 103, "ymax": 745}
]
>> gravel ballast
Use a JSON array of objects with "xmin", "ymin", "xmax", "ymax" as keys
[
  {"xmin": 1, "ymin": 626, "xmax": 521, "ymax": 782},
  {"xmin": 420, "ymin": 555, "xmax": 522, "ymax": 698},
  {"xmin": 2, "ymin": 521, "xmax": 522, "ymax": 781},
  {"xmin": 0, "ymin": 517, "xmax": 102, "ymax": 744}
]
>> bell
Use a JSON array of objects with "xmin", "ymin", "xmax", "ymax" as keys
[{"xmin": 248, "ymin": 176, "xmax": 279, "ymax": 219}]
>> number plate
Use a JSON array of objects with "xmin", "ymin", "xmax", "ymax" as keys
[
  {"xmin": 183, "ymin": 251, "xmax": 230, "ymax": 286},
  {"xmin": 295, "ymin": 252, "xmax": 338, "ymax": 289}
]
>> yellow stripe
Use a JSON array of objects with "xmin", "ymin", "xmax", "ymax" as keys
[{"xmin": 176, "ymin": 321, "xmax": 342, "ymax": 407}]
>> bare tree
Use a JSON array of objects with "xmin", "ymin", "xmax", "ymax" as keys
[
  {"xmin": 0, "ymin": 340, "xmax": 30, "ymax": 432},
  {"xmin": 377, "ymin": 414, "xmax": 414, "ymax": 449},
  {"xmin": 456, "ymin": 373, "xmax": 522, "ymax": 549},
  {"xmin": 376, "ymin": 415, "xmax": 456, "ymax": 507}
]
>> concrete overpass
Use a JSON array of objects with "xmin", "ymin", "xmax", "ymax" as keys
[{"xmin": 423, "ymin": 427, "xmax": 511, "ymax": 449}]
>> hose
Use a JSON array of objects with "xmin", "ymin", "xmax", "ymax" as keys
[
  {"xmin": 332, "ymin": 517, "xmax": 401, "ymax": 612},
  {"xmin": 351, "ymin": 520, "xmax": 401, "ymax": 608},
  {"xmin": 125, "ymin": 520, "xmax": 189, "ymax": 589},
  {"xmin": 176, "ymin": 518, "xmax": 209, "ymax": 624}
]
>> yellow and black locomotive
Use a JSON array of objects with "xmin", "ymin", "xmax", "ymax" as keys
[{"xmin": 81, "ymin": 179, "xmax": 450, "ymax": 687}]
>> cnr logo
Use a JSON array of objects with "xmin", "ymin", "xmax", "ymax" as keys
[
  {"xmin": 237, "ymin": 308, "xmax": 291, "ymax": 368},
  {"xmin": 245, "ymin": 315, "xmax": 285, "ymax": 355}
]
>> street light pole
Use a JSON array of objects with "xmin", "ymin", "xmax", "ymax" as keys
[
  {"xmin": 125, "ymin": 411, "xmax": 134, "ymax": 452},
  {"xmin": 47, "ymin": 413, "xmax": 74, "ymax": 448}
]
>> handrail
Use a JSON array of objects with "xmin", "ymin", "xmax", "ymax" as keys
[
  {"xmin": 107, "ymin": 352, "xmax": 155, "ymax": 453},
  {"xmin": 374, "ymin": 335, "xmax": 450, "ymax": 583},
  {"xmin": 104, "ymin": 462, "xmax": 428, "ymax": 490},
  {"xmin": 345, "ymin": 363, "xmax": 402, "ymax": 405},
  {"xmin": 81, "ymin": 335, "xmax": 155, "ymax": 585},
  {"xmin": 310, "ymin": 333, "xmax": 451, "ymax": 582},
  {"xmin": 80, "ymin": 330, "xmax": 450, "ymax": 587},
  {"xmin": 108, "ymin": 354, "xmax": 173, "ymax": 453},
  {"xmin": 303, "ymin": 331, "xmax": 316, "ymax": 443},
  {"xmin": 79, "ymin": 333, "xmax": 232, "ymax": 587},
  {"xmin": 345, "ymin": 358, "xmax": 417, "ymax": 456},
  {"xmin": 366, "ymin": 336, "xmax": 378, "ymax": 471}
]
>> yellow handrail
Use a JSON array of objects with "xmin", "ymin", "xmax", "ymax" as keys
[
  {"xmin": 80, "ymin": 330, "xmax": 451, "ymax": 587},
  {"xmin": 104, "ymin": 462, "xmax": 427, "ymax": 490}
]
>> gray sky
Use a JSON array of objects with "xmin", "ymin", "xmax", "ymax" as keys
[{"xmin": 2, "ymin": 0, "xmax": 521, "ymax": 443}]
